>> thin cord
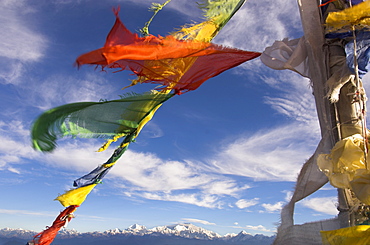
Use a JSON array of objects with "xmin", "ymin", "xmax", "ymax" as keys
[{"xmin": 349, "ymin": 0, "xmax": 368, "ymax": 169}]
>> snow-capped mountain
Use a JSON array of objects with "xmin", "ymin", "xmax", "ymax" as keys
[
  {"xmin": 149, "ymin": 223, "xmax": 222, "ymax": 240},
  {"xmin": 0, "ymin": 228, "xmax": 36, "ymax": 240},
  {"xmin": 0, "ymin": 224, "xmax": 275, "ymax": 245}
]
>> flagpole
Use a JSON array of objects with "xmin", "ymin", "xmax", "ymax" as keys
[{"xmin": 297, "ymin": 0, "xmax": 352, "ymax": 229}]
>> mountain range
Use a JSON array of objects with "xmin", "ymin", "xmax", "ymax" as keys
[{"xmin": 0, "ymin": 223, "xmax": 275, "ymax": 245}]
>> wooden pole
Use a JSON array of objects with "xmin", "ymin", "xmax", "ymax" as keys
[{"xmin": 297, "ymin": 0, "xmax": 352, "ymax": 228}]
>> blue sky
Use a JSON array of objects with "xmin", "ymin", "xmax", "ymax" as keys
[{"xmin": 0, "ymin": 0, "xmax": 355, "ymax": 237}]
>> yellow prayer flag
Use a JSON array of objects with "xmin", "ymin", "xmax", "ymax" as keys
[
  {"xmin": 325, "ymin": 1, "xmax": 370, "ymax": 32},
  {"xmin": 55, "ymin": 184, "xmax": 97, "ymax": 207},
  {"xmin": 321, "ymin": 225, "xmax": 370, "ymax": 245}
]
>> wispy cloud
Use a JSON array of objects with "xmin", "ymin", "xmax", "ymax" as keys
[
  {"xmin": 201, "ymin": 181, "xmax": 251, "ymax": 197},
  {"xmin": 122, "ymin": 0, "xmax": 201, "ymax": 20},
  {"xmin": 180, "ymin": 218, "xmax": 216, "ymax": 226},
  {"xmin": 26, "ymin": 73, "xmax": 118, "ymax": 111},
  {"xmin": 0, "ymin": 208, "xmax": 108, "ymax": 222},
  {"xmin": 7, "ymin": 167, "xmax": 21, "ymax": 174},
  {"xmin": 260, "ymin": 201, "xmax": 284, "ymax": 213},
  {"xmin": 0, "ymin": 114, "xmax": 251, "ymax": 209},
  {"xmin": 244, "ymin": 224, "xmax": 275, "ymax": 233},
  {"xmin": 139, "ymin": 122, "xmax": 164, "ymax": 139},
  {"xmin": 235, "ymin": 198, "xmax": 259, "ymax": 209},
  {"xmin": 31, "ymin": 142, "xmax": 250, "ymax": 208},
  {"xmin": 299, "ymin": 196, "xmax": 338, "ymax": 215},
  {"xmin": 112, "ymin": 153, "xmax": 215, "ymax": 192},
  {"xmin": 0, "ymin": 120, "xmax": 39, "ymax": 172},
  {"xmin": 0, "ymin": 208, "xmax": 55, "ymax": 217},
  {"xmin": 137, "ymin": 192, "xmax": 220, "ymax": 208},
  {"xmin": 205, "ymin": 121, "xmax": 319, "ymax": 182},
  {"xmin": 40, "ymin": 141, "xmax": 113, "ymax": 172},
  {"xmin": 0, "ymin": 0, "xmax": 47, "ymax": 85},
  {"xmin": 0, "ymin": 1, "xmax": 45, "ymax": 61},
  {"xmin": 283, "ymin": 190, "xmax": 293, "ymax": 202},
  {"xmin": 125, "ymin": 0, "xmax": 303, "ymax": 53},
  {"xmin": 232, "ymin": 224, "xmax": 275, "ymax": 233},
  {"xmin": 214, "ymin": 0, "xmax": 302, "ymax": 52},
  {"xmin": 262, "ymin": 72, "xmax": 317, "ymax": 123},
  {"xmin": 0, "ymin": 108, "xmax": 318, "ymax": 209},
  {"xmin": 200, "ymin": 0, "xmax": 321, "ymax": 183}
]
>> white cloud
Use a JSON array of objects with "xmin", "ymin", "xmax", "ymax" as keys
[
  {"xmin": 192, "ymin": 0, "xmax": 321, "ymax": 184},
  {"xmin": 32, "ymin": 140, "xmax": 251, "ymax": 209},
  {"xmin": 0, "ymin": 208, "xmax": 55, "ymax": 217},
  {"xmin": 0, "ymin": 0, "xmax": 47, "ymax": 85},
  {"xmin": 262, "ymin": 72, "xmax": 317, "ymax": 122},
  {"xmin": 139, "ymin": 122, "xmax": 164, "ymax": 139},
  {"xmin": 214, "ymin": 0, "xmax": 302, "ymax": 52},
  {"xmin": 0, "ymin": 115, "xmax": 248, "ymax": 210},
  {"xmin": 0, "ymin": 120, "xmax": 39, "ymax": 172},
  {"xmin": 283, "ymin": 190, "xmax": 293, "ymax": 202},
  {"xmin": 49, "ymin": 0, "xmax": 85, "ymax": 5},
  {"xmin": 202, "ymin": 66, "xmax": 320, "ymax": 182},
  {"xmin": 201, "ymin": 181, "xmax": 250, "ymax": 197},
  {"xmin": 0, "ymin": 116, "xmax": 318, "ymax": 210},
  {"xmin": 235, "ymin": 198, "xmax": 259, "ymax": 209},
  {"xmin": 0, "ymin": 208, "xmax": 106, "ymax": 221},
  {"xmin": 0, "ymin": 1, "xmax": 45, "ymax": 61},
  {"xmin": 7, "ymin": 167, "xmax": 21, "ymax": 174},
  {"xmin": 27, "ymin": 73, "xmax": 117, "ymax": 110},
  {"xmin": 41, "ymin": 141, "xmax": 113, "ymax": 172},
  {"xmin": 112, "ymin": 152, "xmax": 214, "ymax": 192},
  {"xmin": 205, "ymin": 121, "xmax": 319, "ymax": 182},
  {"xmin": 299, "ymin": 196, "xmax": 338, "ymax": 215},
  {"xmin": 181, "ymin": 218, "xmax": 216, "ymax": 226},
  {"xmin": 0, "ymin": 61, "xmax": 23, "ymax": 85},
  {"xmin": 232, "ymin": 224, "xmax": 275, "ymax": 233},
  {"xmin": 261, "ymin": 201, "xmax": 284, "ymax": 213},
  {"xmin": 209, "ymin": 0, "xmax": 321, "ymax": 185},
  {"xmin": 124, "ymin": 0, "xmax": 303, "ymax": 53},
  {"xmin": 122, "ymin": 0, "xmax": 201, "ymax": 19},
  {"xmin": 109, "ymin": 150, "xmax": 253, "ymax": 201},
  {"xmin": 138, "ymin": 192, "xmax": 220, "ymax": 208},
  {"xmin": 244, "ymin": 224, "xmax": 275, "ymax": 233}
]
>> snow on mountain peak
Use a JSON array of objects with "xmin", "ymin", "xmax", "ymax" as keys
[
  {"xmin": 224, "ymin": 233, "xmax": 238, "ymax": 238},
  {"xmin": 147, "ymin": 223, "xmax": 221, "ymax": 240},
  {"xmin": 173, "ymin": 224, "xmax": 187, "ymax": 231},
  {"xmin": 127, "ymin": 224, "xmax": 146, "ymax": 231},
  {"xmin": 0, "ymin": 224, "xmax": 274, "ymax": 244},
  {"xmin": 104, "ymin": 227, "xmax": 123, "ymax": 235},
  {"xmin": 239, "ymin": 230, "xmax": 251, "ymax": 235}
]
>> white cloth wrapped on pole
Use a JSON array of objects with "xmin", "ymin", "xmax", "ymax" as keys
[{"xmin": 260, "ymin": 37, "xmax": 309, "ymax": 77}]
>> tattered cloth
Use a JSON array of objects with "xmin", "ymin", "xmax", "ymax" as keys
[
  {"xmin": 31, "ymin": 92, "xmax": 173, "ymax": 152},
  {"xmin": 31, "ymin": 205, "xmax": 78, "ymax": 245},
  {"xmin": 75, "ymin": 10, "xmax": 260, "ymax": 94},
  {"xmin": 325, "ymin": 1, "xmax": 370, "ymax": 33},
  {"xmin": 321, "ymin": 225, "xmax": 370, "ymax": 245}
]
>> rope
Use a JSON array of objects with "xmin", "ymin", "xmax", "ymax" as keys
[
  {"xmin": 349, "ymin": 0, "xmax": 368, "ymax": 169},
  {"xmin": 334, "ymin": 103, "xmax": 342, "ymax": 140},
  {"xmin": 139, "ymin": 0, "xmax": 172, "ymax": 36}
]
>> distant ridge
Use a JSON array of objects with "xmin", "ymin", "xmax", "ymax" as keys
[{"xmin": 0, "ymin": 223, "xmax": 275, "ymax": 245}]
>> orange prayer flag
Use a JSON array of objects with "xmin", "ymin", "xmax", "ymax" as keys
[{"xmin": 76, "ymin": 9, "xmax": 260, "ymax": 94}]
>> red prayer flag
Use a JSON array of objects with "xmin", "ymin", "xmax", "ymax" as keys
[
  {"xmin": 76, "ymin": 9, "xmax": 260, "ymax": 94},
  {"xmin": 31, "ymin": 205, "xmax": 78, "ymax": 245}
]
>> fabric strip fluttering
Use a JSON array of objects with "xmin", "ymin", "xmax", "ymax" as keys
[{"xmin": 29, "ymin": 1, "xmax": 260, "ymax": 244}]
